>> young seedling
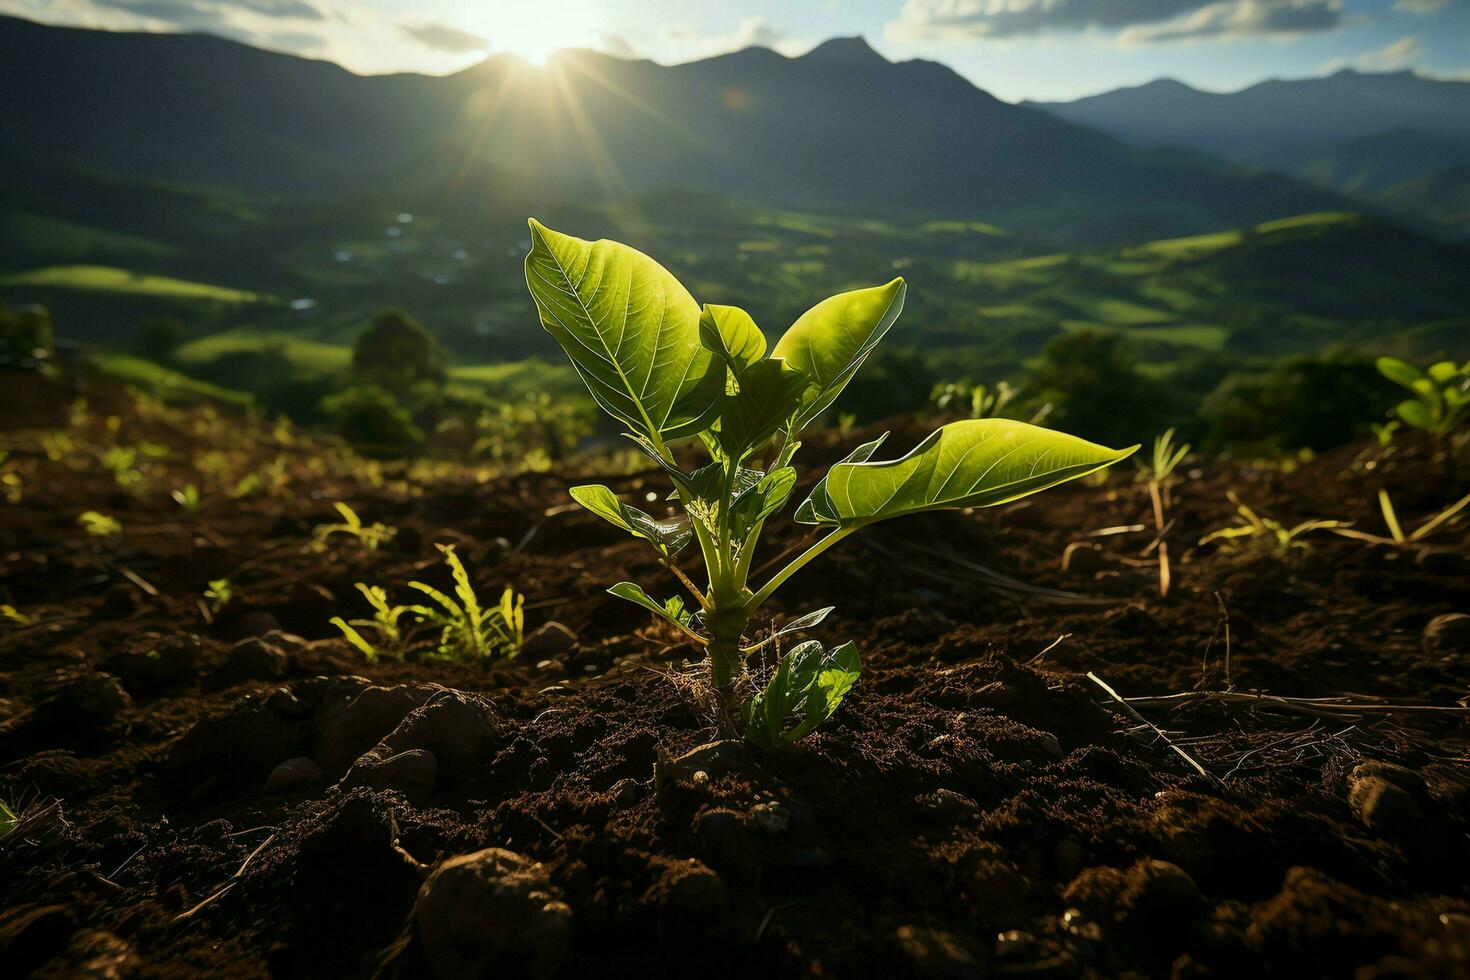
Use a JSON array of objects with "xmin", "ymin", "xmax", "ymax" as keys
[
  {"xmin": 525, "ymin": 219, "xmax": 1137, "ymax": 746},
  {"xmin": 310, "ymin": 501, "xmax": 397, "ymax": 552},
  {"xmin": 1136, "ymin": 428, "xmax": 1190, "ymax": 598},
  {"xmin": 172, "ymin": 484, "xmax": 203, "ymax": 517},
  {"xmin": 1377, "ymin": 357, "xmax": 1469, "ymax": 439},
  {"xmin": 203, "ymin": 579, "xmax": 233, "ymax": 616},
  {"xmin": 331, "ymin": 584, "xmax": 416, "ymax": 662},
  {"xmin": 1199, "ymin": 491, "xmax": 1348, "ymax": 557},
  {"xmin": 409, "ymin": 544, "xmax": 523, "ymax": 660},
  {"xmin": 1333, "ymin": 489, "xmax": 1470, "ymax": 550},
  {"xmin": 78, "ymin": 511, "xmax": 122, "ymax": 537},
  {"xmin": 1, "ymin": 604, "xmax": 39, "ymax": 627}
]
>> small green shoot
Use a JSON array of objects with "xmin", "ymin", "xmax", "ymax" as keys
[
  {"xmin": 171, "ymin": 484, "xmax": 203, "ymax": 517},
  {"xmin": 1199, "ymin": 491, "xmax": 1348, "ymax": 556},
  {"xmin": 1334, "ymin": 489, "xmax": 1470, "ymax": 549},
  {"xmin": 204, "ymin": 579, "xmax": 233, "ymax": 615},
  {"xmin": 310, "ymin": 501, "xmax": 397, "ymax": 552},
  {"xmin": 1136, "ymin": 428, "xmax": 1191, "ymax": 597},
  {"xmin": 1377, "ymin": 357, "xmax": 1469, "ymax": 438},
  {"xmin": 78, "ymin": 511, "xmax": 122, "ymax": 536},
  {"xmin": 2, "ymin": 604, "xmax": 39, "ymax": 627},
  {"xmin": 408, "ymin": 544, "xmax": 524, "ymax": 660},
  {"xmin": 330, "ymin": 584, "xmax": 416, "ymax": 662}
]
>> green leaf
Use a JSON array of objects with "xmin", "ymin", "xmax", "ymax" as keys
[
  {"xmin": 797, "ymin": 420, "xmax": 1136, "ymax": 528},
  {"xmin": 744, "ymin": 605, "xmax": 835, "ymax": 651},
  {"xmin": 1377, "ymin": 356, "xmax": 1425, "ymax": 391},
  {"xmin": 793, "ymin": 432, "xmax": 889, "ymax": 524},
  {"xmin": 570, "ymin": 484, "xmax": 692, "ymax": 556},
  {"xmin": 774, "ymin": 278, "xmax": 906, "ymax": 428},
  {"xmin": 524, "ymin": 219, "xmax": 722, "ymax": 441},
  {"xmin": 699, "ymin": 304, "xmax": 767, "ymax": 374},
  {"xmin": 731, "ymin": 466, "xmax": 797, "ymax": 540},
  {"xmin": 1396, "ymin": 398, "xmax": 1434, "ymax": 430},
  {"xmin": 718, "ymin": 359, "xmax": 813, "ymax": 458},
  {"xmin": 607, "ymin": 582, "xmax": 703, "ymax": 637},
  {"xmin": 745, "ymin": 640, "xmax": 861, "ymax": 750}
]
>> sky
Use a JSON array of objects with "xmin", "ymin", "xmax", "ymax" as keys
[{"xmin": 3, "ymin": 0, "xmax": 1468, "ymax": 100}]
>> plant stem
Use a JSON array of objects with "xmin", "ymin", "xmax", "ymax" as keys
[
  {"xmin": 1148, "ymin": 478, "xmax": 1171, "ymax": 598},
  {"xmin": 749, "ymin": 525, "xmax": 857, "ymax": 610}
]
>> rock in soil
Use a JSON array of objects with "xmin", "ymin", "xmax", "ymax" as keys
[
  {"xmin": 341, "ymin": 748, "xmax": 437, "ymax": 804},
  {"xmin": 521, "ymin": 621, "xmax": 578, "ymax": 658},
  {"xmin": 263, "ymin": 756, "xmax": 323, "ymax": 794},
  {"xmin": 1422, "ymin": 612, "xmax": 1470, "ymax": 656},
  {"xmin": 414, "ymin": 848, "xmax": 572, "ymax": 980}
]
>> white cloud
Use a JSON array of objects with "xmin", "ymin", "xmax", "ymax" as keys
[
  {"xmin": 665, "ymin": 15, "xmax": 807, "ymax": 58},
  {"xmin": 1117, "ymin": 0, "xmax": 1341, "ymax": 43},
  {"xmin": 1320, "ymin": 34, "xmax": 1423, "ymax": 72}
]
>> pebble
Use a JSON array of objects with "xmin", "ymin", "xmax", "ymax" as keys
[
  {"xmin": 521, "ymin": 622, "xmax": 577, "ymax": 658},
  {"xmin": 342, "ymin": 749, "xmax": 437, "ymax": 805},
  {"xmin": 367, "ymin": 689, "xmax": 498, "ymax": 785},
  {"xmin": 414, "ymin": 848, "xmax": 572, "ymax": 980},
  {"xmin": 263, "ymin": 756, "xmax": 323, "ymax": 794},
  {"xmin": 1347, "ymin": 761, "xmax": 1433, "ymax": 844},
  {"xmin": 653, "ymin": 740, "xmax": 755, "ymax": 790},
  {"xmin": 217, "ymin": 636, "xmax": 288, "ymax": 683},
  {"xmin": 894, "ymin": 925, "xmax": 983, "ymax": 979}
]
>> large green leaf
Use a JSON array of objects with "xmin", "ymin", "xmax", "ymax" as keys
[
  {"xmin": 718, "ymin": 359, "xmax": 812, "ymax": 459},
  {"xmin": 524, "ymin": 219, "xmax": 721, "ymax": 440},
  {"xmin": 569, "ymin": 485, "xmax": 691, "ymax": 556},
  {"xmin": 699, "ymin": 304, "xmax": 767, "ymax": 373},
  {"xmin": 773, "ymin": 278, "xmax": 906, "ymax": 428},
  {"xmin": 797, "ymin": 419, "xmax": 1136, "ymax": 528}
]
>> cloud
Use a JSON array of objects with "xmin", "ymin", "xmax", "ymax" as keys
[
  {"xmin": 1117, "ymin": 0, "xmax": 1341, "ymax": 42},
  {"xmin": 594, "ymin": 32, "xmax": 638, "ymax": 58},
  {"xmin": 398, "ymin": 21, "xmax": 487, "ymax": 54},
  {"xmin": 888, "ymin": 0, "xmax": 1219, "ymax": 39},
  {"xmin": 1320, "ymin": 34, "xmax": 1423, "ymax": 71},
  {"xmin": 667, "ymin": 15, "xmax": 792, "ymax": 55},
  {"xmin": 888, "ymin": 0, "xmax": 1342, "ymax": 41},
  {"xmin": 92, "ymin": 0, "xmax": 321, "ymax": 27}
]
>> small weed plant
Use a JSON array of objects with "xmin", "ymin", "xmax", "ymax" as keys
[
  {"xmin": 311, "ymin": 502, "xmax": 397, "ymax": 552},
  {"xmin": 1334, "ymin": 489, "xmax": 1470, "ymax": 550},
  {"xmin": 524, "ymin": 220, "xmax": 1136, "ymax": 746},
  {"xmin": 1199, "ymin": 491, "xmax": 1347, "ymax": 556},
  {"xmin": 332, "ymin": 544, "xmax": 523, "ymax": 661},
  {"xmin": 78, "ymin": 511, "xmax": 122, "ymax": 536},
  {"xmin": 1136, "ymin": 428, "xmax": 1190, "ymax": 597}
]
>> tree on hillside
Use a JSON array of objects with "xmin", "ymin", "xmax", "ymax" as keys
[
  {"xmin": 351, "ymin": 310, "xmax": 444, "ymax": 397},
  {"xmin": 1023, "ymin": 330, "xmax": 1174, "ymax": 446}
]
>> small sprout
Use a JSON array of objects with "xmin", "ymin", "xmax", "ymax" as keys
[
  {"xmin": 171, "ymin": 484, "xmax": 203, "ymax": 517},
  {"xmin": 1334, "ymin": 489, "xmax": 1470, "ymax": 549},
  {"xmin": 1135, "ymin": 428, "xmax": 1191, "ymax": 597},
  {"xmin": 0, "ymin": 800, "xmax": 14, "ymax": 839},
  {"xmin": 1, "ymin": 604, "xmax": 39, "ymax": 627},
  {"xmin": 525, "ymin": 219, "xmax": 1136, "ymax": 744},
  {"xmin": 204, "ymin": 579, "xmax": 233, "ymax": 615},
  {"xmin": 311, "ymin": 502, "xmax": 397, "ymax": 552},
  {"xmin": 1377, "ymin": 357, "xmax": 1469, "ymax": 439},
  {"xmin": 100, "ymin": 446, "xmax": 142, "ymax": 486},
  {"xmin": 407, "ymin": 544, "xmax": 523, "ymax": 660},
  {"xmin": 1199, "ymin": 491, "xmax": 1348, "ymax": 556},
  {"xmin": 330, "ymin": 584, "xmax": 416, "ymax": 662},
  {"xmin": 0, "ymin": 451, "xmax": 21, "ymax": 504},
  {"xmin": 1370, "ymin": 421, "xmax": 1399, "ymax": 448},
  {"xmin": 78, "ymin": 511, "xmax": 122, "ymax": 536}
]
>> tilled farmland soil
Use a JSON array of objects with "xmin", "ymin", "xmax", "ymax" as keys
[{"xmin": 2, "ymin": 385, "xmax": 1468, "ymax": 978}]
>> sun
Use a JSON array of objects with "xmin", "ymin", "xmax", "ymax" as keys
[{"xmin": 491, "ymin": 7, "xmax": 594, "ymax": 66}]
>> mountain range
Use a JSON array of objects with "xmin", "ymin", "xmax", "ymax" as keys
[
  {"xmin": 0, "ymin": 14, "xmax": 1351, "ymax": 247},
  {"xmin": 1029, "ymin": 71, "xmax": 1470, "ymax": 236}
]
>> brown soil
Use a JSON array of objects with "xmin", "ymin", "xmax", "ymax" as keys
[{"xmin": 2, "ymin": 379, "xmax": 1468, "ymax": 978}]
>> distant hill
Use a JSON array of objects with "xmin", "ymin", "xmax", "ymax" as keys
[
  {"xmin": 0, "ymin": 15, "xmax": 1351, "ymax": 246},
  {"xmin": 1029, "ymin": 71, "xmax": 1470, "ymax": 236}
]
